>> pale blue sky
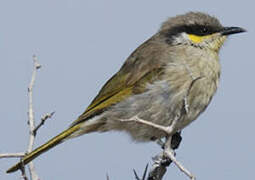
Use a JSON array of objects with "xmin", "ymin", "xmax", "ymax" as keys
[{"xmin": 0, "ymin": 1, "xmax": 254, "ymax": 180}]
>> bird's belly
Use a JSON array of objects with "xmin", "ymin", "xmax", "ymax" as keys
[
  {"xmin": 97, "ymin": 77, "xmax": 216, "ymax": 142},
  {"xmin": 99, "ymin": 81, "xmax": 187, "ymax": 141}
]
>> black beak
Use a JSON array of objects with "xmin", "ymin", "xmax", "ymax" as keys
[{"xmin": 221, "ymin": 27, "xmax": 246, "ymax": 36}]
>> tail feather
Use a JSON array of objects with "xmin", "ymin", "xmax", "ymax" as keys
[{"xmin": 6, "ymin": 124, "xmax": 81, "ymax": 173}]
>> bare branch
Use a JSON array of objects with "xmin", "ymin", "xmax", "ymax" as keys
[
  {"xmin": 2, "ymin": 55, "xmax": 54, "ymax": 179},
  {"xmin": 0, "ymin": 153, "xmax": 25, "ymax": 159},
  {"xmin": 26, "ymin": 55, "xmax": 41, "ymax": 180},
  {"xmin": 27, "ymin": 55, "xmax": 41, "ymax": 151},
  {"xmin": 148, "ymin": 153, "xmax": 168, "ymax": 180},
  {"xmin": 20, "ymin": 159, "xmax": 28, "ymax": 180}
]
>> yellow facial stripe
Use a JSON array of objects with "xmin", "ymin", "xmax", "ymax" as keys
[{"xmin": 188, "ymin": 34, "xmax": 212, "ymax": 43}]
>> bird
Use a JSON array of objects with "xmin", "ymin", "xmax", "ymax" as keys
[{"xmin": 7, "ymin": 12, "xmax": 246, "ymax": 174}]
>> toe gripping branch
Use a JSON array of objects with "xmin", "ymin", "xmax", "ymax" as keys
[{"xmin": 134, "ymin": 132, "xmax": 183, "ymax": 180}]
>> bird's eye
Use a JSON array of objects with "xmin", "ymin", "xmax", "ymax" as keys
[{"xmin": 201, "ymin": 27, "xmax": 208, "ymax": 34}]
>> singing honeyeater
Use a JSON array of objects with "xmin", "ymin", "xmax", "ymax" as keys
[{"xmin": 7, "ymin": 12, "xmax": 246, "ymax": 173}]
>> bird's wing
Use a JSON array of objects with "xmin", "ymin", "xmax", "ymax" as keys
[{"xmin": 70, "ymin": 38, "xmax": 165, "ymax": 126}]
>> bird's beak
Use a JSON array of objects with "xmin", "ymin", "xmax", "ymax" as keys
[{"xmin": 221, "ymin": 27, "xmax": 246, "ymax": 36}]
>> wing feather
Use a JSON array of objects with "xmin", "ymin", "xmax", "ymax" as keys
[{"xmin": 71, "ymin": 36, "xmax": 166, "ymax": 126}]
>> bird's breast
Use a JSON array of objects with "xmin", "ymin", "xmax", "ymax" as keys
[{"xmin": 98, "ymin": 52, "xmax": 220, "ymax": 141}]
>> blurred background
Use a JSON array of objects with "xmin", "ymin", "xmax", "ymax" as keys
[{"xmin": 0, "ymin": 1, "xmax": 254, "ymax": 180}]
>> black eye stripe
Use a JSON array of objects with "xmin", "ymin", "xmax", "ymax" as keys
[
  {"xmin": 185, "ymin": 25, "xmax": 217, "ymax": 35},
  {"xmin": 165, "ymin": 24, "xmax": 222, "ymax": 37}
]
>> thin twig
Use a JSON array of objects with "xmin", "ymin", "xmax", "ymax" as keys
[
  {"xmin": 133, "ymin": 164, "xmax": 148, "ymax": 180},
  {"xmin": 26, "ymin": 55, "xmax": 41, "ymax": 180},
  {"xmin": 133, "ymin": 169, "xmax": 140, "ymax": 180},
  {"xmin": 33, "ymin": 111, "xmax": 55, "ymax": 136},
  {"xmin": 0, "ymin": 153, "xmax": 25, "ymax": 159},
  {"xmin": 142, "ymin": 164, "xmax": 149, "ymax": 180}
]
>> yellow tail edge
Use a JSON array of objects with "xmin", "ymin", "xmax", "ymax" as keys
[{"xmin": 6, "ymin": 124, "xmax": 80, "ymax": 173}]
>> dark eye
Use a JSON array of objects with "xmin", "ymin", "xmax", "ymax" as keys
[{"xmin": 201, "ymin": 27, "xmax": 208, "ymax": 34}]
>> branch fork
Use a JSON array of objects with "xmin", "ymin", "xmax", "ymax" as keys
[{"xmin": 0, "ymin": 55, "xmax": 54, "ymax": 180}]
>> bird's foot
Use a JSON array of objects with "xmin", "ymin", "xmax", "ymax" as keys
[
  {"xmin": 164, "ymin": 136, "xmax": 196, "ymax": 180},
  {"xmin": 120, "ymin": 116, "xmax": 195, "ymax": 180},
  {"xmin": 120, "ymin": 115, "xmax": 175, "ymax": 135}
]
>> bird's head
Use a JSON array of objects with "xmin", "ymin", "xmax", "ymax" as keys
[{"xmin": 160, "ymin": 12, "xmax": 246, "ymax": 52}]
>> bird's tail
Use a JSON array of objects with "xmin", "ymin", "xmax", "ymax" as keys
[{"xmin": 6, "ymin": 120, "xmax": 102, "ymax": 173}]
